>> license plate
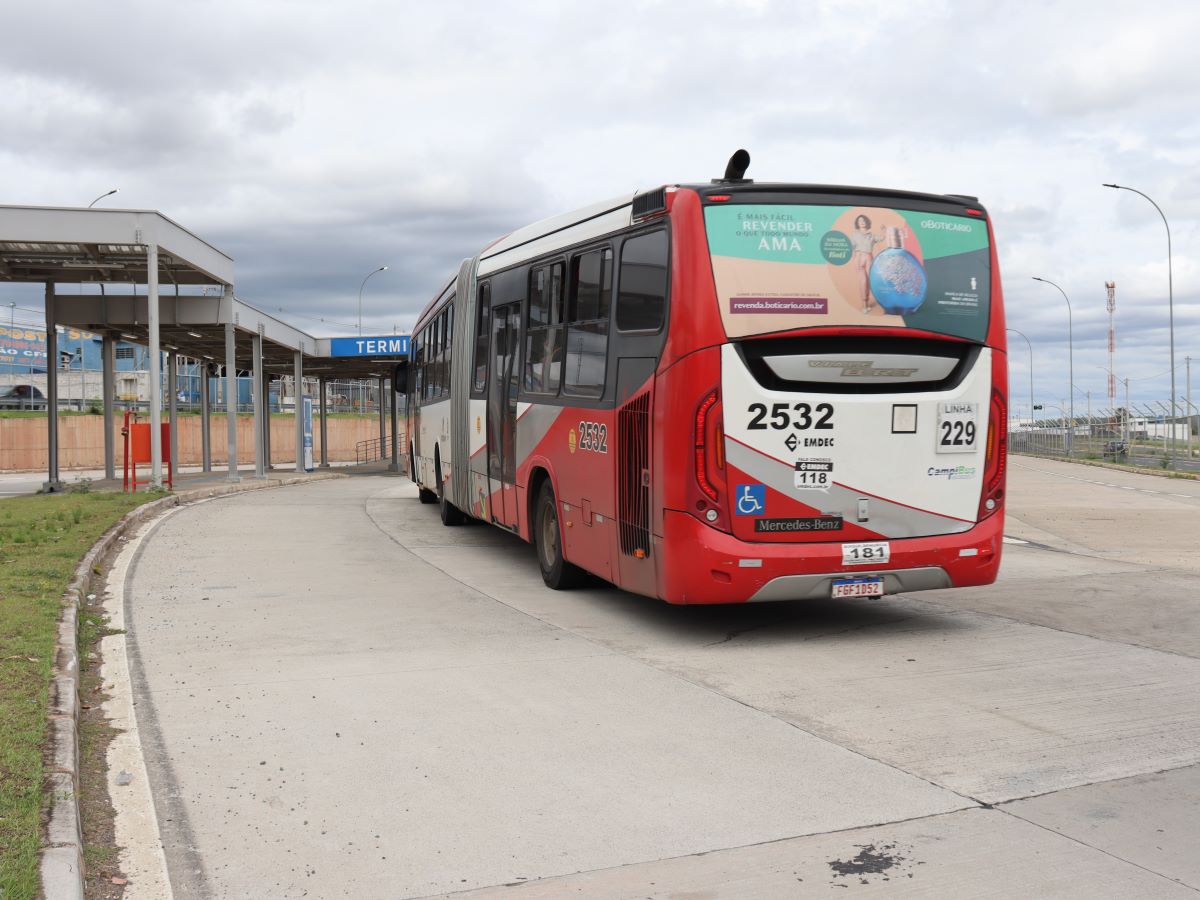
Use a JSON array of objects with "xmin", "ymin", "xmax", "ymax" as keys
[
  {"xmin": 832, "ymin": 578, "xmax": 884, "ymax": 598},
  {"xmin": 842, "ymin": 541, "xmax": 890, "ymax": 565}
]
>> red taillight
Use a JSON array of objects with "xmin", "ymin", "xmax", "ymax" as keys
[
  {"xmin": 695, "ymin": 390, "xmax": 720, "ymax": 502},
  {"xmin": 708, "ymin": 195, "xmax": 731, "ymax": 202},
  {"xmin": 965, "ymin": 208, "xmax": 984, "ymax": 216},
  {"xmin": 979, "ymin": 387, "xmax": 1007, "ymax": 520}
]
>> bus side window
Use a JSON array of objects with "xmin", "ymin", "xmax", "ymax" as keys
[
  {"xmin": 435, "ymin": 309, "xmax": 446, "ymax": 399},
  {"xmin": 617, "ymin": 230, "xmax": 669, "ymax": 332},
  {"xmin": 473, "ymin": 283, "xmax": 490, "ymax": 393},
  {"xmin": 525, "ymin": 262, "xmax": 565, "ymax": 395},
  {"xmin": 414, "ymin": 330, "xmax": 425, "ymax": 403},
  {"xmin": 563, "ymin": 247, "xmax": 612, "ymax": 398},
  {"xmin": 445, "ymin": 303, "xmax": 453, "ymax": 397}
]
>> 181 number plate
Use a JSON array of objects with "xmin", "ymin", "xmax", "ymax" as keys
[{"xmin": 842, "ymin": 541, "xmax": 890, "ymax": 565}]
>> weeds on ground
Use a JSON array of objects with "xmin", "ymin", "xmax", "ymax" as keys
[{"xmin": 0, "ymin": 492, "xmax": 153, "ymax": 900}]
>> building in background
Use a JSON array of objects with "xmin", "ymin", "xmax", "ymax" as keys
[{"xmin": 1, "ymin": 324, "xmax": 384, "ymax": 412}]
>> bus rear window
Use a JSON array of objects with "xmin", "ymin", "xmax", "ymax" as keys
[{"xmin": 704, "ymin": 203, "xmax": 991, "ymax": 342}]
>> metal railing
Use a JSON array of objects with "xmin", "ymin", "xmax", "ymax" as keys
[
  {"xmin": 355, "ymin": 434, "xmax": 407, "ymax": 465},
  {"xmin": 1010, "ymin": 402, "xmax": 1200, "ymax": 472}
]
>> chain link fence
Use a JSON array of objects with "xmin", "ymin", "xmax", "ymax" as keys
[{"xmin": 1010, "ymin": 402, "xmax": 1200, "ymax": 472}]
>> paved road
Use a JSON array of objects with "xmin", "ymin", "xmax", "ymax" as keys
[{"xmin": 118, "ymin": 458, "xmax": 1200, "ymax": 898}]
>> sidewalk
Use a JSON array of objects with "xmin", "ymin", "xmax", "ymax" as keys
[{"xmin": 0, "ymin": 460, "xmax": 398, "ymax": 498}]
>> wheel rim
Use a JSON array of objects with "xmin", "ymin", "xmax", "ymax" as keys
[{"xmin": 540, "ymin": 499, "xmax": 558, "ymax": 569}]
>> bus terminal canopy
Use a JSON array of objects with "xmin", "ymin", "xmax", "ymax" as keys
[{"xmin": 0, "ymin": 204, "xmax": 411, "ymax": 489}]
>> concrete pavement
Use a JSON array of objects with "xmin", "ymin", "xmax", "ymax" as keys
[{"xmin": 107, "ymin": 457, "xmax": 1200, "ymax": 898}]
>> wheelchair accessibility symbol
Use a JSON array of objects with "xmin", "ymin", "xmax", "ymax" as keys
[{"xmin": 736, "ymin": 484, "xmax": 765, "ymax": 516}]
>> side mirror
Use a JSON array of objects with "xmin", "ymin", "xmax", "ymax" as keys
[{"xmin": 392, "ymin": 361, "xmax": 409, "ymax": 392}]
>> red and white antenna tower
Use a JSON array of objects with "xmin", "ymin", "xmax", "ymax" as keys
[{"xmin": 1106, "ymin": 281, "xmax": 1117, "ymax": 410}]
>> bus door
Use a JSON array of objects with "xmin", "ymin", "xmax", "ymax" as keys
[{"xmin": 487, "ymin": 302, "xmax": 521, "ymax": 529}]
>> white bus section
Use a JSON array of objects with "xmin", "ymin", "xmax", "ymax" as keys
[{"xmin": 0, "ymin": 204, "xmax": 411, "ymax": 490}]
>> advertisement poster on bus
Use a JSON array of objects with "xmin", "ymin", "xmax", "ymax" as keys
[{"xmin": 705, "ymin": 204, "xmax": 991, "ymax": 342}]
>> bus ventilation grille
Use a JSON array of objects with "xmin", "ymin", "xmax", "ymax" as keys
[
  {"xmin": 632, "ymin": 188, "xmax": 667, "ymax": 220},
  {"xmin": 617, "ymin": 391, "xmax": 651, "ymax": 557}
]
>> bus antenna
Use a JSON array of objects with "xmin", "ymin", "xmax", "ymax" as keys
[{"xmin": 719, "ymin": 149, "xmax": 752, "ymax": 183}]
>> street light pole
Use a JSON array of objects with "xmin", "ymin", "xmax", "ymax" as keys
[
  {"xmin": 1032, "ymin": 277, "xmax": 1073, "ymax": 456},
  {"xmin": 87, "ymin": 189, "xmax": 119, "ymax": 208},
  {"xmin": 1103, "ymin": 183, "xmax": 1175, "ymax": 467},
  {"xmin": 1007, "ymin": 328, "xmax": 1034, "ymax": 428},
  {"xmin": 357, "ymin": 266, "xmax": 389, "ymax": 336}
]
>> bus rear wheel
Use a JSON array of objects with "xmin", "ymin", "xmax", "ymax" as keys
[
  {"xmin": 438, "ymin": 473, "xmax": 465, "ymax": 526},
  {"xmin": 534, "ymin": 481, "xmax": 585, "ymax": 590}
]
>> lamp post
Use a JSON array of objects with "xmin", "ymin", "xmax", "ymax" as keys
[
  {"xmin": 357, "ymin": 266, "xmax": 389, "ymax": 336},
  {"xmin": 1032, "ymin": 277, "xmax": 1074, "ymax": 456},
  {"xmin": 1103, "ymin": 183, "xmax": 1175, "ymax": 467},
  {"xmin": 1007, "ymin": 328, "xmax": 1034, "ymax": 428},
  {"xmin": 87, "ymin": 189, "xmax": 119, "ymax": 208}
]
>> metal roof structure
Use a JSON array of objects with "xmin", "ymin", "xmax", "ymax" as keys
[{"xmin": 0, "ymin": 204, "xmax": 409, "ymax": 488}]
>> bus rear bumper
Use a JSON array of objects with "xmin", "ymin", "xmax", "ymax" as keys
[
  {"xmin": 747, "ymin": 566, "xmax": 952, "ymax": 602},
  {"xmin": 658, "ymin": 509, "xmax": 1003, "ymax": 604}
]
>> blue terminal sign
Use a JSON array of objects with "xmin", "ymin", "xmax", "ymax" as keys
[{"xmin": 330, "ymin": 335, "xmax": 410, "ymax": 357}]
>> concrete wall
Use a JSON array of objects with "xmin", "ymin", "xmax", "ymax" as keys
[{"xmin": 0, "ymin": 414, "xmax": 394, "ymax": 471}]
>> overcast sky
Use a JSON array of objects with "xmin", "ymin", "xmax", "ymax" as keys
[{"xmin": 2, "ymin": 0, "xmax": 1198, "ymax": 412}]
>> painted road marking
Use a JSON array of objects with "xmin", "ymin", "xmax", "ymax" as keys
[
  {"xmin": 1002, "ymin": 537, "xmax": 1029, "ymax": 545},
  {"xmin": 1013, "ymin": 461, "xmax": 1198, "ymax": 501}
]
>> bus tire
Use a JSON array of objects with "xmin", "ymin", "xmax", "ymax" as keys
[
  {"xmin": 438, "ymin": 471, "xmax": 465, "ymax": 526},
  {"xmin": 418, "ymin": 488, "xmax": 437, "ymax": 504},
  {"xmin": 534, "ymin": 481, "xmax": 585, "ymax": 590}
]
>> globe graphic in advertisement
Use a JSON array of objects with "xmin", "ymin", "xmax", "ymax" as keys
[{"xmin": 869, "ymin": 248, "xmax": 928, "ymax": 314}]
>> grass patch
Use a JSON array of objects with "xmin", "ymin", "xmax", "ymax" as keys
[
  {"xmin": 0, "ymin": 410, "xmax": 99, "ymax": 419},
  {"xmin": 0, "ymin": 491, "xmax": 157, "ymax": 900}
]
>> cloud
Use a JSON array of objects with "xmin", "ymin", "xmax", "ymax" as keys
[{"xmin": 0, "ymin": 0, "xmax": 1196, "ymax": 407}]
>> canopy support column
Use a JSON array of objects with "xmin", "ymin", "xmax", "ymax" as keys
[
  {"xmin": 200, "ymin": 360, "xmax": 212, "ymax": 472},
  {"xmin": 147, "ymin": 243, "xmax": 163, "ymax": 489},
  {"xmin": 294, "ymin": 351, "xmax": 305, "ymax": 474},
  {"xmin": 102, "ymin": 333, "xmax": 116, "ymax": 481},
  {"xmin": 389, "ymin": 378, "xmax": 400, "ymax": 472},
  {"xmin": 252, "ymin": 332, "xmax": 266, "ymax": 479},
  {"xmin": 224, "ymin": 316, "xmax": 240, "ymax": 482},
  {"xmin": 263, "ymin": 373, "xmax": 274, "ymax": 469},
  {"xmin": 43, "ymin": 283, "xmax": 63, "ymax": 492},
  {"xmin": 167, "ymin": 351, "xmax": 179, "ymax": 483},
  {"xmin": 318, "ymin": 376, "xmax": 330, "ymax": 468},
  {"xmin": 378, "ymin": 375, "xmax": 386, "ymax": 453}
]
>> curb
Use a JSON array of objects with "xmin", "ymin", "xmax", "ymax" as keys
[{"xmin": 39, "ymin": 471, "xmax": 349, "ymax": 900}]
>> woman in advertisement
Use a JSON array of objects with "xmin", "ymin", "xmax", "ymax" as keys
[{"xmin": 850, "ymin": 213, "xmax": 884, "ymax": 312}]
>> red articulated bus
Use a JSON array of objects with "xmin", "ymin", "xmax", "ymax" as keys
[{"xmin": 404, "ymin": 151, "xmax": 1006, "ymax": 604}]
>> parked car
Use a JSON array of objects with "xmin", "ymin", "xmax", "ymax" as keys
[{"xmin": 0, "ymin": 385, "xmax": 47, "ymax": 409}]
